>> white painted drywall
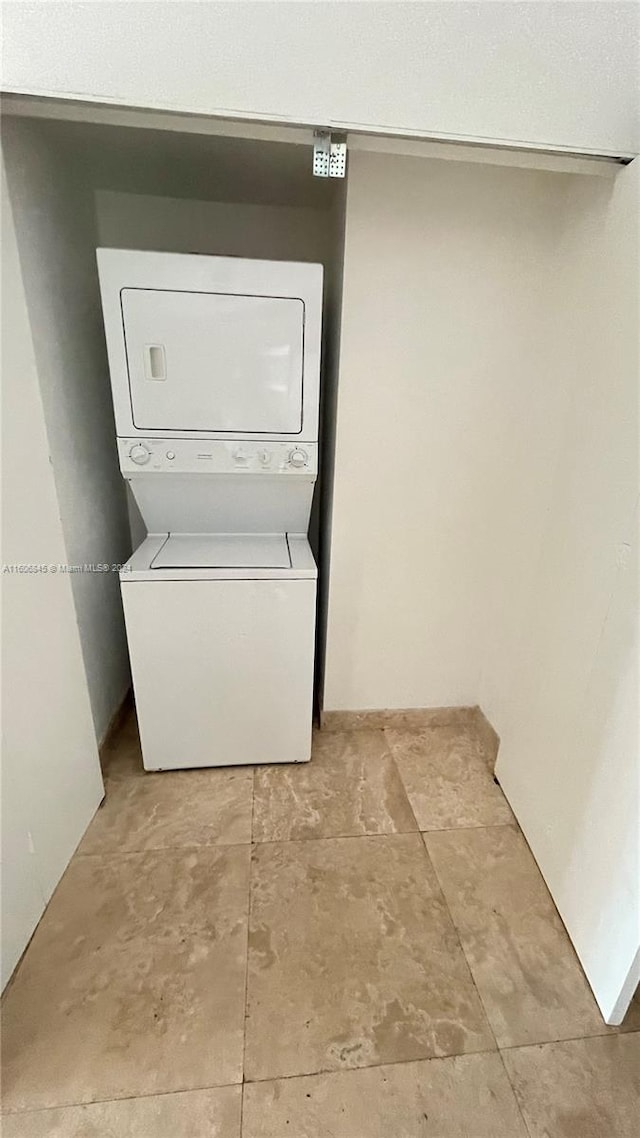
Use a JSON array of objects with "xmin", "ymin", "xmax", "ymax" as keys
[
  {"xmin": 95, "ymin": 190, "xmax": 329, "ymax": 263},
  {"xmin": 2, "ymin": 2, "xmax": 638, "ymax": 156},
  {"xmin": 323, "ymin": 151, "xmax": 573, "ymax": 710},
  {"xmin": 1, "ymin": 157, "xmax": 105, "ymax": 989},
  {"xmin": 2, "ymin": 119, "xmax": 133, "ymax": 742},
  {"xmin": 489, "ymin": 161, "xmax": 640, "ymax": 1023},
  {"xmin": 325, "ymin": 150, "xmax": 638, "ymax": 1017}
]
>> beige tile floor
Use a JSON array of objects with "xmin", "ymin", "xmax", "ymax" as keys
[{"xmin": 2, "ymin": 710, "xmax": 639, "ymax": 1136}]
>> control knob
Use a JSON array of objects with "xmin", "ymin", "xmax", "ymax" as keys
[
  {"xmin": 289, "ymin": 447, "xmax": 308, "ymax": 469},
  {"xmin": 129, "ymin": 443, "xmax": 151, "ymax": 466}
]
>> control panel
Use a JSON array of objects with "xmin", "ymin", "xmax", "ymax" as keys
[{"xmin": 118, "ymin": 438, "xmax": 318, "ymax": 476}]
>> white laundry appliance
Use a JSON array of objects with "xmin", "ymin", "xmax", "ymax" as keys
[{"xmin": 97, "ymin": 249, "xmax": 323, "ymax": 770}]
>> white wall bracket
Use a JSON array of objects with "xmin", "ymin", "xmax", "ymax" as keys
[{"xmin": 313, "ymin": 131, "xmax": 347, "ymax": 178}]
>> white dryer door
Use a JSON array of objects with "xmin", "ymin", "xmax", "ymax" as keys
[{"xmin": 121, "ymin": 289, "xmax": 304, "ymax": 434}]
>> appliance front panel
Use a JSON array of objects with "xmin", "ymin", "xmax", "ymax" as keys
[
  {"xmin": 97, "ymin": 250, "xmax": 322, "ymax": 442},
  {"xmin": 122, "ymin": 578, "xmax": 316, "ymax": 769},
  {"xmin": 121, "ymin": 289, "xmax": 304, "ymax": 434},
  {"xmin": 126, "ymin": 472, "xmax": 315, "ymax": 534}
]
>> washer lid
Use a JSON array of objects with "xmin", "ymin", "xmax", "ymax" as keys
[{"xmin": 150, "ymin": 533, "xmax": 291, "ymax": 570}]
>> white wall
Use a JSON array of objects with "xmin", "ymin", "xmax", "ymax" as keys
[
  {"xmin": 489, "ymin": 162, "xmax": 640, "ymax": 1023},
  {"xmin": 324, "ymin": 151, "xmax": 572, "ymax": 711},
  {"xmin": 2, "ymin": 2, "xmax": 638, "ymax": 156},
  {"xmin": 3, "ymin": 119, "xmax": 133, "ymax": 742},
  {"xmin": 325, "ymin": 151, "xmax": 638, "ymax": 1018},
  {"xmin": 1, "ymin": 158, "xmax": 104, "ymax": 989},
  {"xmin": 95, "ymin": 190, "xmax": 329, "ymax": 262}
]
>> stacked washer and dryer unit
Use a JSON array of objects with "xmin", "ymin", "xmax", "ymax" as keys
[{"xmin": 97, "ymin": 250, "xmax": 323, "ymax": 770}]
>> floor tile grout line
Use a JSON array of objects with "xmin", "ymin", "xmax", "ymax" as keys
[
  {"xmin": 237, "ymin": 830, "xmax": 436, "ymax": 848},
  {"xmin": 422, "ymin": 820, "xmax": 621, "ymax": 1034},
  {"xmin": 1, "ymin": 1082, "xmax": 244, "ymax": 1118},
  {"xmin": 13, "ymin": 718, "xmax": 635, "ymax": 1124},
  {"xmin": 498, "ymin": 1026, "xmax": 640, "ymax": 1053},
  {"xmin": 73, "ymin": 821, "xmax": 523, "ymax": 862},
  {"xmin": 416, "ymin": 832, "xmax": 541, "ymax": 1134},
  {"xmin": 495, "ymin": 1047, "xmax": 534, "ymax": 1138},
  {"xmin": 73, "ymin": 841, "xmax": 254, "ymax": 860},
  {"xmin": 381, "ymin": 728, "xmax": 422, "ymax": 835},
  {"xmin": 0, "ymin": 1051, "xmax": 503, "ymax": 1118},
  {"xmin": 239, "ymin": 828, "xmax": 423, "ymax": 846},
  {"xmin": 382, "ymin": 723, "xmax": 515, "ymax": 834},
  {"xmin": 221, "ymin": 1042, "xmax": 505, "ymax": 1088},
  {"xmin": 0, "ymin": 1046, "xmax": 502, "ymax": 1119},
  {"xmin": 418, "ymin": 832, "xmax": 501, "ymax": 1055},
  {"xmin": 249, "ymin": 765, "xmax": 257, "ymax": 847},
  {"xmin": 7, "ymin": 1032, "xmax": 640, "ymax": 1117},
  {"xmin": 240, "ymin": 767, "xmax": 258, "ymax": 1134},
  {"xmin": 419, "ymin": 822, "xmax": 518, "ymax": 835},
  {"xmin": 249, "ymin": 827, "xmax": 420, "ymax": 846},
  {"xmin": 416, "ymin": 832, "xmax": 636, "ymax": 1130}
]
